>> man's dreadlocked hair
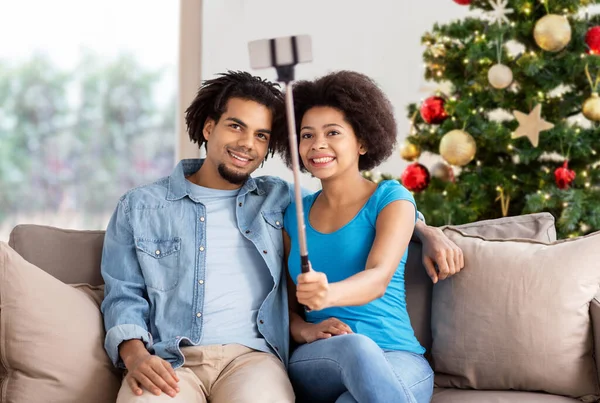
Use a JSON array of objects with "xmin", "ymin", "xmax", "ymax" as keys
[{"xmin": 185, "ymin": 71, "xmax": 285, "ymax": 159}]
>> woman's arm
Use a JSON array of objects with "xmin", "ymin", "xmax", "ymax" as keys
[
  {"xmin": 284, "ymin": 230, "xmax": 352, "ymax": 343},
  {"xmin": 296, "ymin": 200, "xmax": 415, "ymax": 311}
]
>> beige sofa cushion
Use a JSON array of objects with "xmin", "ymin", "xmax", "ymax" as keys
[
  {"xmin": 0, "ymin": 242, "xmax": 121, "ymax": 403},
  {"xmin": 442, "ymin": 212, "xmax": 556, "ymax": 243},
  {"xmin": 431, "ymin": 229, "xmax": 600, "ymax": 400},
  {"xmin": 432, "ymin": 388, "xmax": 581, "ymax": 403}
]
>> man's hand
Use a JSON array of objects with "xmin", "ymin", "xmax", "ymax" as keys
[
  {"xmin": 299, "ymin": 318, "xmax": 353, "ymax": 344},
  {"xmin": 415, "ymin": 223, "xmax": 464, "ymax": 283},
  {"xmin": 119, "ymin": 340, "xmax": 180, "ymax": 397},
  {"xmin": 297, "ymin": 270, "xmax": 332, "ymax": 311}
]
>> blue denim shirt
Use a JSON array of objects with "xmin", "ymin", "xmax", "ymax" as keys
[{"xmin": 101, "ymin": 159, "xmax": 293, "ymax": 369}]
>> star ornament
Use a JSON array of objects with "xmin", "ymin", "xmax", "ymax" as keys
[
  {"xmin": 485, "ymin": 0, "xmax": 514, "ymax": 25},
  {"xmin": 511, "ymin": 104, "xmax": 554, "ymax": 147}
]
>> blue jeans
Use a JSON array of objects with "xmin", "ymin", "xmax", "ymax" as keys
[{"xmin": 289, "ymin": 334, "xmax": 433, "ymax": 403}]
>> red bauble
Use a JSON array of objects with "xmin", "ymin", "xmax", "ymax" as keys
[
  {"xmin": 420, "ymin": 96, "xmax": 449, "ymax": 124},
  {"xmin": 401, "ymin": 163, "xmax": 431, "ymax": 193},
  {"xmin": 586, "ymin": 26, "xmax": 600, "ymax": 55},
  {"xmin": 453, "ymin": 0, "xmax": 471, "ymax": 4},
  {"xmin": 554, "ymin": 161, "xmax": 576, "ymax": 190}
]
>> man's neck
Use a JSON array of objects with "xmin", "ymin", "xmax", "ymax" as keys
[{"xmin": 187, "ymin": 161, "xmax": 243, "ymax": 191}]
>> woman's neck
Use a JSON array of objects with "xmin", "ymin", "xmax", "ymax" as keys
[{"xmin": 319, "ymin": 171, "xmax": 376, "ymax": 208}]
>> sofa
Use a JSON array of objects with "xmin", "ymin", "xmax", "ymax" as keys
[{"xmin": 1, "ymin": 212, "xmax": 599, "ymax": 403}]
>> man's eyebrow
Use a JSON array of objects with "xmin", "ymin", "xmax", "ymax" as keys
[
  {"xmin": 224, "ymin": 117, "xmax": 247, "ymax": 128},
  {"xmin": 225, "ymin": 117, "xmax": 271, "ymax": 134}
]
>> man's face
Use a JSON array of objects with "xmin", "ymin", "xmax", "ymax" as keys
[{"xmin": 203, "ymin": 98, "xmax": 273, "ymax": 185}]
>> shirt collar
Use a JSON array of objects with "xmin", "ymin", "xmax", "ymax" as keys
[{"xmin": 166, "ymin": 159, "xmax": 263, "ymax": 201}]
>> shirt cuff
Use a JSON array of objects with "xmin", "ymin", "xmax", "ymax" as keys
[
  {"xmin": 105, "ymin": 324, "xmax": 153, "ymax": 368},
  {"xmin": 416, "ymin": 210, "xmax": 426, "ymax": 224}
]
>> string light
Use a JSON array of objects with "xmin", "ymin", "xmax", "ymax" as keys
[
  {"xmin": 443, "ymin": 191, "xmax": 448, "ymax": 196},
  {"xmin": 508, "ymin": 144, "xmax": 514, "ymax": 151},
  {"xmin": 544, "ymin": 194, "xmax": 551, "ymax": 200},
  {"xmin": 563, "ymin": 202, "xmax": 569, "ymax": 207},
  {"xmin": 512, "ymin": 175, "xmax": 517, "ymax": 180}
]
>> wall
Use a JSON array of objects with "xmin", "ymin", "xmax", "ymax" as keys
[{"xmin": 201, "ymin": 0, "xmax": 471, "ymax": 190}]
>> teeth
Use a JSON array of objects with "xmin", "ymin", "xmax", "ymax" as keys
[
  {"xmin": 230, "ymin": 152, "xmax": 249, "ymax": 162},
  {"xmin": 313, "ymin": 157, "xmax": 334, "ymax": 164}
]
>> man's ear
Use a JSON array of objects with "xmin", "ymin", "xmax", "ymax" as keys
[{"xmin": 203, "ymin": 118, "xmax": 215, "ymax": 142}]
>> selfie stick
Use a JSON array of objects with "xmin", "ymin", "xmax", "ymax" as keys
[{"xmin": 248, "ymin": 35, "xmax": 312, "ymax": 274}]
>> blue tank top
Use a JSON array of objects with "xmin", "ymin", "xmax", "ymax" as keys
[{"xmin": 284, "ymin": 180, "xmax": 425, "ymax": 354}]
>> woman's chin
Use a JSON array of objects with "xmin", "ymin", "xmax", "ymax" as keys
[{"xmin": 308, "ymin": 169, "xmax": 334, "ymax": 181}]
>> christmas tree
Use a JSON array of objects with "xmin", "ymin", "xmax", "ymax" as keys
[{"xmin": 376, "ymin": 0, "xmax": 600, "ymax": 239}]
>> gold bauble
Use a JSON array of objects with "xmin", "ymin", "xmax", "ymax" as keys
[
  {"xmin": 439, "ymin": 130, "xmax": 477, "ymax": 167},
  {"xmin": 488, "ymin": 64, "xmax": 513, "ymax": 89},
  {"xmin": 399, "ymin": 139, "xmax": 421, "ymax": 161},
  {"xmin": 533, "ymin": 14, "xmax": 572, "ymax": 52},
  {"xmin": 583, "ymin": 92, "xmax": 600, "ymax": 122}
]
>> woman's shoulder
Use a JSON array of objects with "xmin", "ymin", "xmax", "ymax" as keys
[{"xmin": 373, "ymin": 180, "xmax": 415, "ymax": 203}]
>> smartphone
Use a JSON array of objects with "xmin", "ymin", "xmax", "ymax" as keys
[{"xmin": 248, "ymin": 35, "xmax": 313, "ymax": 69}]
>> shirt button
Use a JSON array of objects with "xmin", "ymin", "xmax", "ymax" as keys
[
  {"xmin": 259, "ymin": 320, "xmax": 264, "ymax": 324},
  {"xmin": 198, "ymin": 280, "xmax": 204, "ymax": 285},
  {"xmin": 263, "ymin": 250, "xmax": 268, "ymax": 254},
  {"xmin": 200, "ymin": 216, "xmax": 205, "ymax": 222},
  {"xmin": 276, "ymin": 221, "xmax": 280, "ymax": 226},
  {"xmin": 238, "ymin": 202, "xmax": 243, "ymax": 207},
  {"xmin": 199, "ymin": 246, "xmax": 205, "ymax": 252},
  {"xmin": 245, "ymin": 230, "xmax": 251, "ymax": 234},
  {"xmin": 196, "ymin": 312, "xmax": 202, "ymax": 318},
  {"xmin": 155, "ymin": 250, "xmax": 161, "ymax": 255}
]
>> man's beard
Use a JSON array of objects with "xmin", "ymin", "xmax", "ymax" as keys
[{"xmin": 218, "ymin": 163, "xmax": 250, "ymax": 185}]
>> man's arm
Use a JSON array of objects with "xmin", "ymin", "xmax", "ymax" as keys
[
  {"xmin": 100, "ymin": 196, "xmax": 152, "ymax": 368},
  {"xmin": 101, "ymin": 197, "xmax": 180, "ymax": 397},
  {"xmin": 413, "ymin": 217, "xmax": 465, "ymax": 283}
]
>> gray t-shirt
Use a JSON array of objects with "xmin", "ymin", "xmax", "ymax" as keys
[{"xmin": 188, "ymin": 182, "xmax": 272, "ymax": 354}]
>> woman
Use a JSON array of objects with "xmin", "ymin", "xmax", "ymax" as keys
[{"xmin": 279, "ymin": 71, "xmax": 433, "ymax": 403}]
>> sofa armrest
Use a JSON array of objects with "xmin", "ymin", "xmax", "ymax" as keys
[{"xmin": 590, "ymin": 294, "xmax": 600, "ymax": 386}]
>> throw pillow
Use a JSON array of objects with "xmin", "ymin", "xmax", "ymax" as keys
[
  {"xmin": 0, "ymin": 242, "xmax": 121, "ymax": 403},
  {"xmin": 431, "ymin": 229, "xmax": 600, "ymax": 400}
]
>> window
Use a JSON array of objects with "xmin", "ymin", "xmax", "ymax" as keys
[{"xmin": 0, "ymin": 1, "xmax": 179, "ymax": 240}]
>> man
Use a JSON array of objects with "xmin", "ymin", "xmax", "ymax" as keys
[{"xmin": 101, "ymin": 71, "xmax": 463, "ymax": 402}]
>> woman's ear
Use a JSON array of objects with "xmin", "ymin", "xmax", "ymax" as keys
[
  {"xmin": 203, "ymin": 118, "xmax": 215, "ymax": 141},
  {"xmin": 359, "ymin": 143, "xmax": 368, "ymax": 155}
]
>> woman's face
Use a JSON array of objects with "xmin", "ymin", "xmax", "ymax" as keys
[{"xmin": 298, "ymin": 106, "xmax": 366, "ymax": 181}]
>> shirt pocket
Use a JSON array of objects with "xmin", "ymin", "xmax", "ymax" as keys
[
  {"xmin": 261, "ymin": 210, "xmax": 284, "ymax": 257},
  {"xmin": 135, "ymin": 237, "xmax": 181, "ymax": 291}
]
